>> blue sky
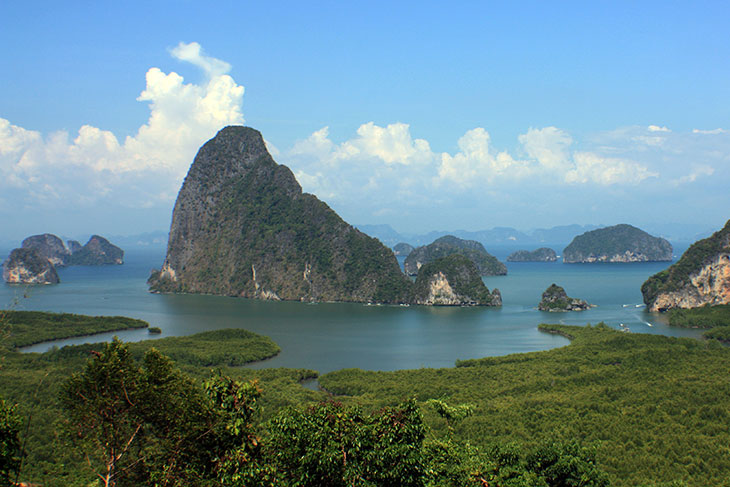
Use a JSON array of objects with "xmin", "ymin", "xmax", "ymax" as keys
[{"xmin": 1, "ymin": 1, "xmax": 729, "ymax": 241}]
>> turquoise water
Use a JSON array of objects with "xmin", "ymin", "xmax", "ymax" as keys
[{"xmin": 2, "ymin": 246, "xmax": 703, "ymax": 374}]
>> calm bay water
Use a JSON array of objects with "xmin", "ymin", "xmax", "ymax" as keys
[{"xmin": 2, "ymin": 245, "xmax": 703, "ymax": 374}]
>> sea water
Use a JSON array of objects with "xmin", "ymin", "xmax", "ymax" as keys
[{"xmin": 1, "ymin": 245, "xmax": 703, "ymax": 374}]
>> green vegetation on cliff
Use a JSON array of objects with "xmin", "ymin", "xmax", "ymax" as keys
[
  {"xmin": 149, "ymin": 126, "xmax": 411, "ymax": 304},
  {"xmin": 413, "ymin": 254, "xmax": 500, "ymax": 306},
  {"xmin": 404, "ymin": 235, "xmax": 507, "ymax": 277},
  {"xmin": 642, "ymin": 219, "xmax": 730, "ymax": 309},
  {"xmin": 538, "ymin": 283, "xmax": 590, "ymax": 311},
  {"xmin": 507, "ymin": 247, "xmax": 557, "ymax": 262},
  {"xmin": 563, "ymin": 224, "xmax": 672, "ymax": 263}
]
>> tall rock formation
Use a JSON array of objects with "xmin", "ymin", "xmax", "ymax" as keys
[
  {"xmin": 21, "ymin": 234, "xmax": 70, "ymax": 266},
  {"xmin": 148, "ymin": 126, "xmax": 412, "ymax": 303},
  {"xmin": 412, "ymin": 255, "xmax": 501, "ymax": 306},
  {"xmin": 2, "ymin": 248, "xmax": 60, "ymax": 284},
  {"xmin": 563, "ymin": 224, "xmax": 672, "ymax": 263},
  {"xmin": 642, "ymin": 219, "xmax": 730, "ymax": 311},
  {"xmin": 404, "ymin": 235, "xmax": 507, "ymax": 277}
]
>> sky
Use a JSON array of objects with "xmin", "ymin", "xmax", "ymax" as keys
[{"xmin": 1, "ymin": 1, "xmax": 729, "ymax": 242}]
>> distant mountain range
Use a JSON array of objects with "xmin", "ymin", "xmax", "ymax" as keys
[{"xmin": 354, "ymin": 223, "xmax": 717, "ymax": 249}]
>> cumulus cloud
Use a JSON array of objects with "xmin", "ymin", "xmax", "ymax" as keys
[
  {"xmin": 566, "ymin": 152, "xmax": 658, "ymax": 185},
  {"xmin": 437, "ymin": 128, "xmax": 530, "ymax": 185},
  {"xmin": 648, "ymin": 125, "xmax": 671, "ymax": 132},
  {"xmin": 518, "ymin": 127, "xmax": 572, "ymax": 170},
  {"xmin": 0, "ymin": 42, "xmax": 244, "ymax": 212}
]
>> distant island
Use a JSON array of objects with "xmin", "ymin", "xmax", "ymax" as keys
[
  {"xmin": 507, "ymin": 248, "xmax": 557, "ymax": 262},
  {"xmin": 642, "ymin": 219, "xmax": 730, "ymax": 311},
  {"xmin": 563, "ymin": 224, "xmax": 672, "ymax": 263},
  {"xmin": 404, "ymin": 235, "xmax": 507, "ymax": 277},
  {"xmin": 538, "ymin": 284, "xmax": 591, "ymax": 312},
  {"xmin": 392, "ymin": 242, "xmax": 414, "ymax": 257},
  {"xmin": 148, "ymin": 126, "xmax": 412, "ymax": 304},
  {"xmin": 2, "ymin": 234, "xmax": 124, "ymax": 284},
  {"xmin": 412, "ymin": 255, "xmax": 501, "ymax": 306}
]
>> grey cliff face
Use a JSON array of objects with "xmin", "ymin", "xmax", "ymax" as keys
[
  {"xmin": 22, "ymin": 233, "xmax": 70, "ymax": 266},
  {"xmin": 3, "ymin": 248, "xmax": 60, "ymax": 284},
  {"xmin": 642, "ymin": 219, "xmax": 730, "ymax": 311}
]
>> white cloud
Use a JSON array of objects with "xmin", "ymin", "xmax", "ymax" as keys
[
  {"xmin": 671, "ymin": 164, "xmax": 715, "ymax": 186},
  {"xmin": 518, "ymin": 127, "xmax": 572, "ymax": 170},
  {"xmin": 692, "ymin": 128, "xmax": 728, "ymax": 134},
  {"xmin": 0, "ymin": 42, "xmax": 245, "ymax": 211},
  {"xmin": 648, "ymin": 125, "xmax": 671, "ymax": 132},
  {"xmin": 438, "ymin": 128, "xmax": 530, "ymax": 185},
  {"xmin": 566, "ymin": 152, "xmax": 658, "ymax": 185}
]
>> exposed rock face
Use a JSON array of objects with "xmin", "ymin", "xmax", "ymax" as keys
[
  {"xmin": 507, "ymin": 248, "xmax": 557, "ymax": 262},
  {"xmin": 67, "ymin": 240, "xmax": 83, "ymax": 253},
  {"xmin": 538, "ymin": 283, "xmax": 590, "ymax": 311},
  {"xmin": 148, "ymin": 126, "xmax": 412, "ymax": 303},
  {"xmin": 393, "ymin": 242, "xmax": 414, "ymax": 257},
  {"xmin": 413, "ymin": 255, "xmax": 501, "ymax": 306},
  {"xmin": 2, "ymin": 248, "xmax": 60, "ymax": 284},
  {"xmin": 404, "ymin": 235, "xmax": 507, "ymax": 277},
  {"xmin": 21, "ymin": 234, "xmax": 70, "ymax": 266},
  {"xmin": 563, "ymin": 224, "xmax": 672, "ymax": 263},
  {"xmin": 68, "ymin": 235, "xmax": 124, "ymax": 265},
  {"xmin": 642, "ymin": 219, "xmax": 730, "ymax": 311}
]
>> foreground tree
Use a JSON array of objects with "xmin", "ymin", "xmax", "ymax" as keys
[{"xmin": 0, "ymin": 398, "xmax": 21, "ymax": 486}]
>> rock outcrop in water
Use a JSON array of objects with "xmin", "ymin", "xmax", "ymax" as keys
[
  {"xmin": 642, "ymin": 219, "xmax": 730, "ymax": 311},
  {"xmin": 67, "ymin": 235, "xmax": 124, "ymax": 265},
  {"xmin": 148, "ymin": 126, "xmax": 412, "ymax": 304},
  {"xmin": 404, "ymin": 235, "xmax": 507, "ymax": 277},
  {"xmin": 2, "ymin": 248, "xmax": 60, "ymax": 284},
  {"xmin": 412, "ymin": 254, "xmax": 501, "ymax": 306},
  {"xmin": 563, "ymin": 224, "xmax": 672, "ymax": 263},
  {"xmin": 507, "ymin": 248, "xmax": 557, "ymax": 262},
  {"xmin": 21, "ymin": 234, "xmax": 70, "ymax": 266},
  {"xmin": 538, "ymin": 283, "xmax": 590, "ymax": 311}
]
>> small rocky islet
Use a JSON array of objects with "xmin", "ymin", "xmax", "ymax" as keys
[
  {"xmin": 2, "ymin": 234, "xmax": 124, "ymax": 284},
  {"xmin": 538, "ymin": 283, "xmax": 591, "ymax": 312},
  {"xmin": 507, "ymin": 247, "xmax": 557, "ymax": 262},
  {"xmin": 404, "ymin": 235, "xmax": 507, "ymax": 277}
]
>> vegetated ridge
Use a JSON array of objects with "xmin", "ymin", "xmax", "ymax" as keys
[
  {"xmin": 642, "ymin": 219, "xmax": 730, "ymax": 311},
  {"xmin": 507, "ymin": 247, "xmax": 557, "ymax": 262},
  {"xmin": 538, "ymin": 283, "xmax": 590, "ymax": 311},
  {"xmin": 412, "ymin": 254, "xmax": 501, "ymax": 306},
  {"xmin": 404, "ymin": 235, "xmax": 507, "ymax": 276},
  {"xmin": 563, "ymin": 224, "xmax": 672, "ymax": 263},
  {"xmin": 148, "ymin": 126, "xmax": 412, "ymax": 304}
]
